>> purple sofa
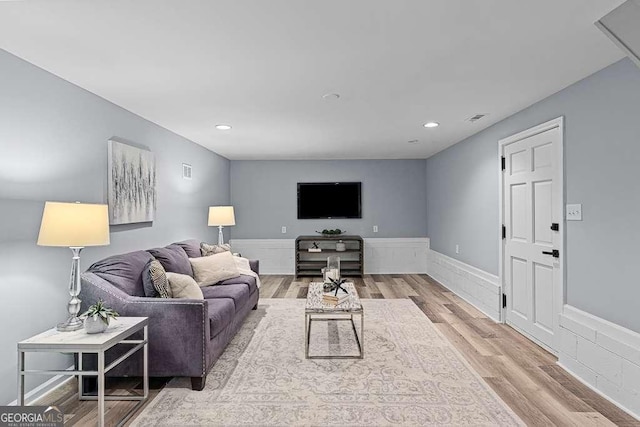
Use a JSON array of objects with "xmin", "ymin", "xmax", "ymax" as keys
[{"xmin": 79, "ymin": 239, "xmax": 259, "ymax": 390}]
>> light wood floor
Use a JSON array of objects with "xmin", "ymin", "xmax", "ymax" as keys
[{"xmin": 37, "ymin": 274, "xmax": 639, "ymax": 426}]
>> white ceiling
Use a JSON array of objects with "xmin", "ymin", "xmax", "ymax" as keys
[{"xmin": 0, "ymin": 0, "xmax": 625, "ymax": 160}]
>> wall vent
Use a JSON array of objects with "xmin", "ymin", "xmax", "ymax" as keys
[
  {"xmin": 467, "ymin": 113, "xmax": 488, "ymax": 123},
  {"xmin": 182, "ymin": 163, "xmax": 192, "ymax": 180}
]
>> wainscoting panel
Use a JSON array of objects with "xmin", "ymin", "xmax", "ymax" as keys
[
  {"xmin": 229, "ymin": 238, "xmax": 429, "ymax": 275},
  {"xmin": 558, "ymin": 305, "xmax": 640, "ymax": 419},
  {"xmin": 229, "ymin": 239, "xmax": 295, "ymax": 275},
  {"xmin": 426, "ymin": 249, "xmax": 502, "ymax": 321},
  {"xmin": 363, "ymin": 238, "xmax": 428, "ymax": 274}
]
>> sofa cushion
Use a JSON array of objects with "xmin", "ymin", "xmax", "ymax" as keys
[
  {"xmin": 207, "ymin": 298, "xmax": 235, "ymax": 339},
  {"xmin": 200, "ymin": 242, "xmax": 231, "ymax": 257},
  {"xmin": 201, "ymin": 284, "xmax": 249, "ymax": 310},
  {"xmin": 166, "ymin": 272, "xmax": 204, "ymax": 300},
  {"xmin": 142, "ymin": 259, "xmax": 160, "ymax": 298},
  {"xmin": 87, "ymin": 250, "xmax": 153, "ymax": 297},
  {"xmin": 218, "ymin": 275, "xmax": 259, "ymax": 296},
  {"xmin": 150, "ymin": 260, "xmax": 173, "ymax": 298},
  {"xmin": 147, "ymin": 244, "xmax": 193, "ymax": 276},
  {"xmin": 172, "ymin": 239, "xmax": 202, "ymax": 259},
  {"xmin": 190, "ymin": 252, "xmax": 240, "ymax": 287}
]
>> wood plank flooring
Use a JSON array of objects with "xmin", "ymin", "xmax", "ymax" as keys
[{"xmin": 35, "ymin": 274, "xmax": 639, "ymax": 426}]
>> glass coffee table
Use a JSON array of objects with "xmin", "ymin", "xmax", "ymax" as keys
[{"xmin": 305, "ymin": 282, "xmax": 364, "ymax": 359}]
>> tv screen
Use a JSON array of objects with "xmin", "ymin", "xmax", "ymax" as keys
[{"xmin": 297, "ymin": 182, "xmax": 362, "ymax": 219}]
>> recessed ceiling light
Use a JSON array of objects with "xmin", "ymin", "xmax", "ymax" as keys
[
  {"xmin": 215, "ymin": 124, "xmax": 232, "ymax": 130},
  {"xmin": 322, "ymin": 93, "xmax": 340, "ymax": 100},
  {"xmin": 408, "ymin": 140, "xmax": 419, "ymax": 144},
  {"xmin": 423, "ymin": 122, "xmax": 439, "ymax": 128}
]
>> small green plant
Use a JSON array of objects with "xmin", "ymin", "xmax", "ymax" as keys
[
  {"xmin": 81, "ymin": 300, "xmax": 119, "ymax": 326},
  {"xmin": 316, "ymin": 228, "xmax": 345, "ymax": 236}
]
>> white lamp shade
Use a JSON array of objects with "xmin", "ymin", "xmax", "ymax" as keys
[
  {"xmin": 208, "ymin": 206, "xmax": 236, "ymax": 226},
  {"xmin": 37, "ymin": 202, "xmax": 110, "ymax": 247}
]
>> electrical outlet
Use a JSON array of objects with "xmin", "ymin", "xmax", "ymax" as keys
[
  {"xmin": 455, "ymin": 244, "xmax": 460, "ymax": 254},
  {"xmin": 373, "ymin": 225, "xmax": 378, "ymax": 233},
  {"xmin": 281, "ymin": 226, "xmax": 287, "ymax": 234},
  {"xmin": 566, "ymin": 204, "xmax": 582, "ymax": 221}
]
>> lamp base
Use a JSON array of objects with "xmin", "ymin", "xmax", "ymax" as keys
[
  {"xmin": 218, "ymin": 225, "xmax": 225, "ymax": 246},
  {"xmin": 57, "ymin": 316, "xmax": 83, "ymax": 332}
]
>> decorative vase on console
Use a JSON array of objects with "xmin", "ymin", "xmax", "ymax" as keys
[{"xmin": 325, "ymin": 256, "xmax": 340, "ymax": 281}]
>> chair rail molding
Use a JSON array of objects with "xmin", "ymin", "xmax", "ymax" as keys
[
  {"xmin": 229, "ymin": 238, "xmax": 429, "ymax": 275},
  {"xmin": 426, "ymin": 249, "xmax": 502, "ymax": 322},
  {"xmin": 558, "ymin": 304, "xmax": 640, "ymax": 419}
]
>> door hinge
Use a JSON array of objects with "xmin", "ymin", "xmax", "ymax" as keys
[
  {"xmin": 550, "ymin": 223, "xmax": 559, "ymax": 231},
  {"xmin": 502, "ymin": 225, "xmax": 506, "ymax": 239},
  {"xmin": 501, "ymin": 156, "xmax": 506, "ymax": 171},
  {"xmin": 502, "ymin": 293, "xmax": 507, "ymax": 308}
]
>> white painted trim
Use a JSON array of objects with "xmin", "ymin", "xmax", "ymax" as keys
[
  {"xmin": 364, "ymin": 238, "xmax": 429, "ymax": 274},
  {"xmin": 7, "ymin": 366, "xmax": 74, "ymax": 406},
  {"xmin": 426, "ymin": 249, "xmax": 501, "ymax": 322},
  {"xmin": 498, "ymin": 117, "xmax": 565, "ymax": 352},
  {"xmin": 558, "ymin": 304, "xmax": 640, "ymax": 419},
  {"xmin": 230, "ymin": 239, "xmax": 296, "ymax": 274},
  {"xmin": 229, "ymin": 237, "xmax": 429, "ymax": 275},
  {"xmin": 229, "ymin": 238, "xmax": 295, "ymax": 249}
]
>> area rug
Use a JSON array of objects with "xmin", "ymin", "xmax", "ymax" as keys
[{"xmin": 131, "ymin": 299, "xmax": 523, "ymax": 426}]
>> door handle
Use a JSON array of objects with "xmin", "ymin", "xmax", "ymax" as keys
[{"xmin": 542, "ymin": 249, "xmax": 560, "ymax": 258}]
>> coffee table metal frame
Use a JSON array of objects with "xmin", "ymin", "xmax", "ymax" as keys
[
  {"xmin": 305, "ymin": 282, "xmax": 364, "ymax": 359},
  {"xmin": 17, "ymin": 317, "xmax": 149, "ymax": 427}
]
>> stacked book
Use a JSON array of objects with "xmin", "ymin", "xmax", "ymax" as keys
[{"xmin": 323, "ymin": 290, "xmax": 350, "ymax": 305}]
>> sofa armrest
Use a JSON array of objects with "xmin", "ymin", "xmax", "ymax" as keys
[
  {"xmin": 249, "ymin": 259, "xmax": 259, "ymax": 275},
  {"xmin": 80, "ymin": 272, "xmax": 210, "ymax": 377},
  {"xmin": 122, "ymin": 296, "xmax": 210, "ymax": 377}
]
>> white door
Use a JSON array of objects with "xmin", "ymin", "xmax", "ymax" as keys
[{"xmin": 502, "ymin": 120, "xmax": 563, "ymax": 353}]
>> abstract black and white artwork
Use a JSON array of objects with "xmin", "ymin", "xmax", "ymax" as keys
[{"xmin": 107, "ymin": 140, "xmax": 156, "ymax": 225}]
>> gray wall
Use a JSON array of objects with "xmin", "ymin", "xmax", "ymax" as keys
[
  {"xmin": 230, "ymin": 160, "xmax": 427, "ymax": 239},
  {"xmin": 0, "ymin": 50, "xmax": 230, "ymax": 404},
  {"xmin": 426, "ymin": 58, "xmax": 640, "ymax": 333}
]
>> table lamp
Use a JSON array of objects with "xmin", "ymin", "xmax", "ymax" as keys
[
  {"xmin": 208, "ymin": 206, "xmax": 235, "ymax": 245},
  {"xmin": 37, "ymin": 201, "xmax": 110, "ymax": 332}
]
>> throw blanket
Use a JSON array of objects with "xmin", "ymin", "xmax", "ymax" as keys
[{"xmin": 234, "ymin": 256, "xmax": 261, "ymax": 289}]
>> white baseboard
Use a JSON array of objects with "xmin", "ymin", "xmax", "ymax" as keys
[
  {"xmin": 559, "ymin": 305, "xmax": 640, "ymax": 419},
  {"xmin": 7, "ymin": 366, "xmax": 73, "ymax": 406},
  {"xmin": 426, "ymin": 249, "xmax": 501, "ymax": 321},
  {"xmin": 229, "ymin": 238, "xmax": 429, "ymax": 275}
]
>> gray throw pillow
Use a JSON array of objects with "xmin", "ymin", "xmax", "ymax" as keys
[
  {"xmin": 143, "ymin": 259, "xmax": 172, "ymax": 298},
  {"xmin": 147, "ymin": 245, "xmax": 193, "ymax": 276},
  {"xmin": 201, "ymin": 242, "xmax": 231, "ymax": 257}
]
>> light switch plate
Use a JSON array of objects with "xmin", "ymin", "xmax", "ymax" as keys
[
  {"xmin": 373, "ymin": 225, "xmax": 378, "ymax": 233},
  {"xmin": 566, "ymin": 204, "xmax": 582, "ymax": 221},
  {"xmin": 281, "ymin": 226, "xmax": 287, "ymax": 234}
]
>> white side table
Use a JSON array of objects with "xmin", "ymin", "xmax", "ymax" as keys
[{"xmin": 17, "ymin": 317, "xmax": 149, "ymax": 427}]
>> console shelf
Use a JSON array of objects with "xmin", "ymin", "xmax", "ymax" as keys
[{"xmin": 295, "ymin": 235, "xmax": 364, "ymax": 277}]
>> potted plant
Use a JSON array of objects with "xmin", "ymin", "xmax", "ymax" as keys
[{"xmin": 81, "ymin": 300, "xmax": 119, "ymax": 334}]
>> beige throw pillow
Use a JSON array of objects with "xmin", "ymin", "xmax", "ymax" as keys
[
  {"xmin": 190, "ymin": 251, "xmax": 240, "ymax": 287},
  {"xmin": 166, "ymin": 272, "xmax": 204, "ymax": 300}
]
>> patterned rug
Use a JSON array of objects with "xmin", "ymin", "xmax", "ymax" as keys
[{"xmin": 132, "ymin": 299, "xmax": 523, "ymax": 426}]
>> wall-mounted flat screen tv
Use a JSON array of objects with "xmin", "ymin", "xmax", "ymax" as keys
[{"xmin": 297, "ymin": 182, "xmax": 362, "ymax": 219}]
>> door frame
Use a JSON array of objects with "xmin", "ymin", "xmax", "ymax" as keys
[{"xmin": 498, "ymin": 116, "xmax": 565, "ymax": 353}]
